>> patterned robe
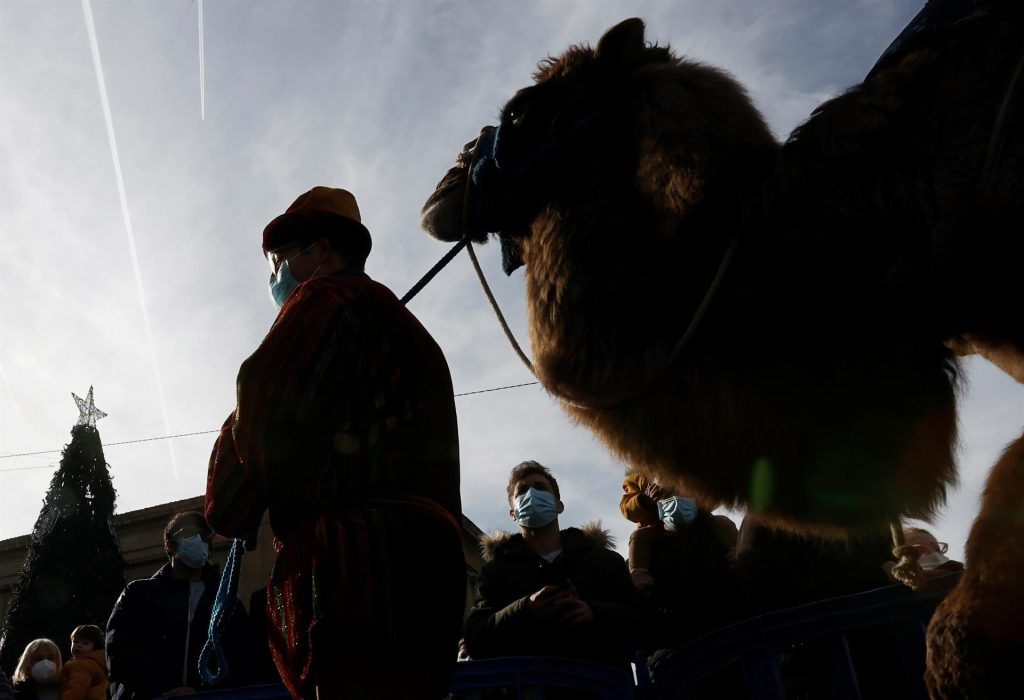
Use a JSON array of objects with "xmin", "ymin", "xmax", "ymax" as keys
[{"xmin": 206, "ymin": 271, "xmax": 464, "ymax": 698}]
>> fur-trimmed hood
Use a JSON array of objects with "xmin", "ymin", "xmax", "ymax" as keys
[{"xmin": 480, "ymin": 520, "xmax": 615, "ymax": 562}]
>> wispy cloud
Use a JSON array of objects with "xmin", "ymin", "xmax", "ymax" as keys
[{"xmin": 81, "ymin": 0, "xmax": 178, "ymax": 478}]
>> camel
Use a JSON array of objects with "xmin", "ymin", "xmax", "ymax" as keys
[{"xmin": 421, "ymin": 12, "xmax": 1023, "ymax": 699}]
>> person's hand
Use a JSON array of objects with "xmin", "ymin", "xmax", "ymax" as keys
[
  {"xmin": 643, "ymin": 482, "xmax": 662, "ymax": 500},
  {"xmin": 631, "ymin": 567, "xmax": 655, "ymax": 590},
  {"xmin": 556, "ymin": 598, "xmax": 595, "ymax": 627},
  {"xmin": 527, "ymin": 585, "xmax": 571, "ymax": 621},
  {"xmin": 161, "ymin": 688, "xmax": 197, "ymax": 696}
]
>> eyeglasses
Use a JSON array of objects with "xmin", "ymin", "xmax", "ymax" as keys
[
  {"xmin": 268, "ymin": 242, "xmax": 318, "ymax": 275},
  {"xmin": 909, "ymin": 541, "xmax": 948, "ymax": 554}
]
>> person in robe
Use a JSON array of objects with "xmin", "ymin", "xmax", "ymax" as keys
[{"xmin": 206, "ymin": 186, "xmax": 465, "ymax": 699}]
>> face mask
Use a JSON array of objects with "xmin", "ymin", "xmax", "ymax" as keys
[
  {"xmin": 174, "ymin": 534, "xmax": 210, "ymax": 569},
  {"xmin": 513, "ymin": 488, "xmax": 558, "ymax": 529},
  {"xmin": 269, "ymin": 260, "xmax": 301, "ymax": 309},
  {"xmin": 268, "ymin": 244, "xmax": 320, "ymax": 310},
  {"xmin": 658, "ymin": 496, "xmax": 698, "ymax": 531},
  {"xmin": 31, "ymin": 659, "xmax": 57, "ymax": 682},
  {"xmin": 918, "ymin": 551, "xmax": 950, "ymax": 571}
]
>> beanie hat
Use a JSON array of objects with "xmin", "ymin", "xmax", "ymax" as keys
[{"xmin": 262, "ymin": 186, "xmax": 372, "ymax": 263}]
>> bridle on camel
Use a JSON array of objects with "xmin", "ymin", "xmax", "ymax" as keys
[{"xmin": 452, "ymin": 122, "xmax": 742, "ymax": 412}]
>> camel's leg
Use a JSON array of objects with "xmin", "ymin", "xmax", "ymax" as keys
[{"xmin": 926, "ymin": 430, "xmax": 1024, "ymax": 699}]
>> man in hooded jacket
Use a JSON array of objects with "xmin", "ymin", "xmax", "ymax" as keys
[{"xmin": 463, "ymin": 461, "xmax": 647, "ymax": 671}]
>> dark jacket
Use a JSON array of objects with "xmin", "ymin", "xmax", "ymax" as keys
[
  {"xmin": 106, "ymin": 563, "xmax": 252, "ymax": 699},
  {"xmin": 11, "ymin": 680, "xmax": 52, "ymax": 700},
  {"xmin": 463, "ymin": 523, "xmax": 648, "ymax": 669},
  {"xmin": 9, "ymin": 680, "xmax": 35, "ymax": 700},
  {"xmin": 0, "ymin": 668, "xmax": 13, "ymax": 700},
  {"xmin": 645, "ymin": 511, "xmax": 741, "ymax": 641}
]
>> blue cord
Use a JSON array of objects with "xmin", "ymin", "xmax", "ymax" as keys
[{"xmin": 198, "ymin": 537, "xmax": 247, "ymax": 684}]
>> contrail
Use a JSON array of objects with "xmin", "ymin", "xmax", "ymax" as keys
[
  {"xmin": 81, "ymin": 0, "xmax": 179, "ymax": 479},
  {"xmin": 198, "ymin": 0, "xmax": 205, "ymax": 120}
]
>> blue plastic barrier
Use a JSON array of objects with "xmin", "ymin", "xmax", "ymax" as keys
[
  {"xmin": 175, "ymin": 683, "xmax": 290, "ymax": 699},
  {"xmin": 176, "ymin": 576, "xmax": 957, "ymax": 699},
  {"xmin": 646, "ymin": 574, "xmax": 959, "ymax": 700},
  {"xmin": 450, "ymin": 656, "xmax": 636, "ymax": 699}
]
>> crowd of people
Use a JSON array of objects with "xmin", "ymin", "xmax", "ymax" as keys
[
  {"xmin": 1, "ymin": 187, "xmax": 965, "ymax": 699},
  {"xmin": 459, "ymin": 461, "xmax": 963, "ymax": 673},
  {"xmin": 0, "ymin": 510, "xmax": 264, "ymax": 700},
  {"xmin": 0, "ymin": 463, "xmax": 962, "ymax": 699}
]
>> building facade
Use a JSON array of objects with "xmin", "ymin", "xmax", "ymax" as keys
[{"xmin": 0, "ymin": 495, "xmax": 485, "ymax": 628}]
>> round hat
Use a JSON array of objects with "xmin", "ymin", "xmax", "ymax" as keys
[{"xmin": 262, "ymin": 186, "xmax": 372, "ymax": 263}]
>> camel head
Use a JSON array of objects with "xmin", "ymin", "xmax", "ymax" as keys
[{"xmin": 421, "ymin": 18, "xmax": 779, "ymax": 273}]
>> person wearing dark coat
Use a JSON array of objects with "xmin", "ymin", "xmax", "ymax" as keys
[
  {"xmin": 644, "ymin": 508, "xmax": 740, "ymax": 638},
  {"xmin": 105, "ymin": 512, "xmax": 252, "ymax": 699},
  {"xmin": 206, "ymin": 186, "xmax": 465, "ymax": 700},
  {"xmin": 463, "ymin": 461, "xmax": 648, "ymax": 671},
  {"xmin": 0, "ymin": 668, "xmax": 13, "ymax": 700}
]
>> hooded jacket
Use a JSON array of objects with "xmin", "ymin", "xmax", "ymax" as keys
[
  {"xmin": 463, "ymin": 523, "xmax": 648, "ymax": 669},
  {"xmin": 106, "ymin": 563, "xmax": 252, "ymax": 699},
  {"xmin": 58, "ymin": 650, "xmax": 107, "ymax": 700}
]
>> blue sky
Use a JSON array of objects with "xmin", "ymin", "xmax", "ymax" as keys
[{"xmin": 1, "ymin": 0, "xmax": 1021, "ymax": 565}]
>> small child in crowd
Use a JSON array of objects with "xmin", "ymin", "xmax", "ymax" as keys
[
  {"xmin": 620, "ymin": 472, "xmax": 665, "ymax": 590},
  {"xmin": 620, "ymin": 472, "xmax": 701, "ymax": 591},
  {"xmin": 58, "ymin": 625, "xmax": 108, "ymax": 700}
]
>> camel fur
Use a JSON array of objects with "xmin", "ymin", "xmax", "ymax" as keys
[{"xmin": 421, "ymin": 13, "xmax": 1024, "ymax": 697}]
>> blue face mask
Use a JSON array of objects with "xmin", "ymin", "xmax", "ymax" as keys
[
  {"xmin": 268, "ymin": 244, "xmax": 320, "ymax": 310},
  {"xmin": 174, "ymin": 534, "xmax": 210, "ymax": 569},
  {"xmin": 269, "ymin": 260, "xmax": 300, "ymax": 309},
  {"xmin": 513, "ymin": 487, "xmax": 559, "ymax": 529},
  {"xmin": 658, "ymin": 496, "xmax": 698, "ymax": 531}
]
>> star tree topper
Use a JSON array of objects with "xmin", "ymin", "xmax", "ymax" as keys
[{"xmin": 72, "ymin": 386, "xmax": 107, "ymax": 428}]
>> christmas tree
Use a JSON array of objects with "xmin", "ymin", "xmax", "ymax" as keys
[{"xmin": 0, "ymin": 387, "xmax": 125, "ymax": 669}]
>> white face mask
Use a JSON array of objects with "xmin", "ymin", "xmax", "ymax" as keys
[
  {"xmin": 31, "ymin": 659, "xmax": 57, "ymax": 682},
  {"xmin": 918, "ymin": 552, "xmax": 950, "ymax": 570}
]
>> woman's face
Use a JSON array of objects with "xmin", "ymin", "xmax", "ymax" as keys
[{"xmin": 32, "ymin": 647, "xmax": 58, "ymax": 665}]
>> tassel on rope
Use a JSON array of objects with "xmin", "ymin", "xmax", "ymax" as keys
[{"xmin": 889, "ymin": 518, "xmax": 928, "ymax": 591}]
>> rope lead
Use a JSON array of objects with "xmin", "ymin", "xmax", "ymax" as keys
[{"xmin": 198, "ymin": 537, "xmax": 248, "ymax": 684}]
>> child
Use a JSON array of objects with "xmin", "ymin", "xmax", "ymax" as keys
[
  {"xmin": 620, "ymin": 472, "xmax": 667, "ymax": 590},
  {"xmin": 58, "ymin": 626, "xmax": 108, "ymax": 700}
]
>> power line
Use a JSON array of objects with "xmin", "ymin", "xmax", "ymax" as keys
[
  {"xmin": 455, "ymin": 381, "xmax": 538, "ymax": 397},
  {"xmin": 0, "ymin": 463, "xmax": 58, "ymax": 473},
  {"xmin": 0, "ymin": 380, "xmax": 540, "ymax": 467}
]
